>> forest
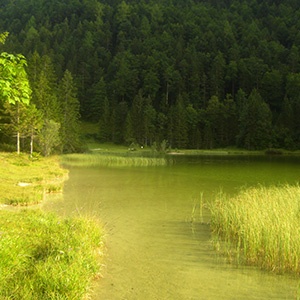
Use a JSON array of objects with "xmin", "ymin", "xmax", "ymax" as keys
[{"xmin": 1, "ymin": 0, "xmax": 300, "ymax": 153}]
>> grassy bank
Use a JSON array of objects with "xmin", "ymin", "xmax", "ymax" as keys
[
  {"xmin": 210, "ymin": 185, "xmax": 300, "ymax": 275},
  {"xmin": 0, "ymin": 152, "xmax": 105, "ymax": 299},
  {"xmin": 0, "ymin": 152, "xmax": 68, "ymax": 205},
  {"xmin": 0, "ymin": 210, "xmax": 103, "ymax": 299}
]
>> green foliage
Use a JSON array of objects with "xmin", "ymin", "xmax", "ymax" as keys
[
  {"xmin": 2, "ymin": 2, "xmax": 300, "ymax": 150},
  {"xmin": 0, "ymin": 32, "xmax": 8, "ymax": 44},
  {"xmin": 38, "ymin": 119, "xmax": 61, "ymax": 156},
  {"xmin": 0, "ymin": 52, "xmax": 31, "ymax": 105},
  {"xmin": 58, "ymin": 70, "xmax": 81, "ymax": 153},
  {"xmin": 3, "ymin": 102, "xmax": 42, "ymax": 154},
  {"xmin": 237, "ymin": 89, "xmax": 272, "ymax": 150}
]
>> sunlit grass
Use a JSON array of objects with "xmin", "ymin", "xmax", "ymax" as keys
[
  {"xmin": 0, "ymin": 209, "xmax": 104, "ymax": 299},
  {"xmin": 210, "ymin": 185, "xmax": 300, "ymax": 275},
  {"xmin": 62, "ymin": 153, "xmax": 168, "ymax": 167},
  {"xmin": 0, "ymin": 152, "xmax": 105, "ymax": 299},
  {"xmin": 0, "ymin": 152, "xmax": 68, "ymax": 205}
]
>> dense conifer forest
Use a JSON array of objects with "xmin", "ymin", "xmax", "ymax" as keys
[{"xmin": 1, "ymin": 0, "xmax": 300, "ymax": 152}]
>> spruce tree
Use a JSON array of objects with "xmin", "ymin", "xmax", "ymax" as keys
[
  {"xmin": 58, "ymin": 70, "xmax": 81, "ymax": 153},
  {"xmin": 237, "ymin": 89, "xmax": 272, "ymax": 150}
]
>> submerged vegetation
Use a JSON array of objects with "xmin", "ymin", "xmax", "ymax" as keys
[
  {"xmin": 210, "ymin": 185, "xmax": 300, "ymax": 275},
  {"xmin": 0, "ymin": 153, "xmax": 105, "ymax": 299},
  {"xmin": 0, "ymin": 209, "xmax": 103, "ymax": 299}
]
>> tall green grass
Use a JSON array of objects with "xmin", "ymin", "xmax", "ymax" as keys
[
  {"xmin": 62, "ymin": 153, "xmax": 168, "ymax": 167},
  {"xmin": 210, "ymin": 185, "xmax": 300, "ymax": 275},
  {"xmin": 0, "ymin": 209, "xmax": 104, "ymax": 299}
]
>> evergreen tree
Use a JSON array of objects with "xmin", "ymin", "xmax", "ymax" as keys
[
  {"xmin": 186, "ymin": 103, "xmax": 200, "ymax": 149},
  {"xmin": 88, "ymin": 77, "xmax": 108, "ymax": 122},
  {"xmin": 111, "ymin": 101, "xmax": 128, "ymax": 144},
  {"xmin": 98, "ymin": 97, "xmax": 111, "ymax": 142},
  {"xmin": 168, "ymin": 95, "xmax": 188, "ymax": 148},
  {"xmin": 205, "ymin": 96, "xmax": 226, "ymax": 148},
  {"xmin": 237, "ymin": 89, "xmax": 272, "ymax": 150},
  {"xmin": 223, "ymin": 94, "xmax": 238, "ymax": 146},
  {"xmin": 209, "ymin": 52, "xmax": 225, "ymax": 100},
  {"xmin": 31, "ymin": 55, "xmax": 60, "ymax": 121},
  {"xmin": 276, "ymin": 97, "xmax": 295, "ymax": 149},
  {"xmin": 3, "ymin": 2, "xmax": 300, "ymax": 150},
  {"xmin": 143, "ymin": 97, "xmax": 157, "ymax": 146},
  {"xmin": 58, "ymin": 70, "xmax": 81, "ymax": 153},
  {"xmin": 126, "ymin": 91, "xmax": 146, "ymax": 145}
]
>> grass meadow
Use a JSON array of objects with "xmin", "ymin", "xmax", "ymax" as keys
[
  {"xmin": 210, "ymin": 185, "xmax": 300, "ymax": 275},
  {"xmin": 0, "ymin": 209, "xmax": 103, "ymax": 299},
  {"xmin": 0, "ymin": 152, "xmax": 68, "ymax": 206},
  {"xmin": 0, "ymin": 152, "xmax": 105, "ymax": 299}
]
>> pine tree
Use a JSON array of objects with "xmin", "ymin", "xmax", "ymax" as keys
[
  {"xmin": 237, "ymin": 89, "xmax": 272, "ymax": 150},
  {"xmin": 98, "ymin": 97, "xmax": 111, "ymax": 142},
  {"xmin": 126, "ymin": 91, "xmax": 145, "ymax": 144},
  {"xmin": 31, "ymin": 55, "xmax": 59, "ymax": 121},
  {"xmin": 58, "ymin": 70, "xmax": 81, "ymax": 153},
  {"xmin": 168, "ymin": 95, "xmax": 188, "ymax": 148}
]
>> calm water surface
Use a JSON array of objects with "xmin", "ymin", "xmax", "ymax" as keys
[{"xmin": 45, "ymin": 155, "xmax": 300, "ymax": 299}]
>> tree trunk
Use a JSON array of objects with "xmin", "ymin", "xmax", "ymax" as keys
[
  {"xmin": 30, "ymin": 129, "xmax": 34, "ymax": 157},
  {"xmin": 16, "ymin": 103, "xmax": 20, "ymax": 154},
  {"xmin": 17, "ymin": 131, "xmax": 20, "ymax": 154}
]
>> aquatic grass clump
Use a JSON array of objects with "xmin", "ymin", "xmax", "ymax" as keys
[
  {"xmin": 0, "ymin": 209, "xmax": 104, "ymax": 299},
  {"xmin": 210, "ymin": 185, "xmax": 300, "ymax": 275},
  {"xmin": 62, "ymin": 153, "xmax": 168, "ymax": 167}
]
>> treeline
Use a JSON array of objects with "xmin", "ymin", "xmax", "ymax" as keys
[{"xmin": 1, "ymin": 0, "xmax": 300, "ymax": 150}]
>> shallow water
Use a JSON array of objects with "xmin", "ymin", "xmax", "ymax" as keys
[{"xmin": 44, "ymin": 155, "xmax": 300, "ymax": 299}]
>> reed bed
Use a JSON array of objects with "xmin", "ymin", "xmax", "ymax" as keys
[
  {"xmin": 210, "ymin": 185, "xmax": 300, "ymax": 275},
  {"xmin": 62, "ymin": 153, "xmax": 168, "ymax": 167}
]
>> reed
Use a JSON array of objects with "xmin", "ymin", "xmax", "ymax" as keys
[
  {"xmin": 0, "ymin": 209, "xmax": 104, "ymax": 299},
  {"xmin": 191, "ymin": 192, "xmax": 205, "ymax": 224},
  {"xmin": 62, "ymin": 153, "xmax": 168, "ymax": 167},
  {"xmin": 210, "ymin": 184, "xmax": 300, "ymax": 275}
]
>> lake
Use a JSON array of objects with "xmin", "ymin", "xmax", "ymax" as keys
[{"xmin": 44, "ymin": 155, "xmax": 300, "ymax": 299}]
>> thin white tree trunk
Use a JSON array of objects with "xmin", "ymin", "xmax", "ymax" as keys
[
  {"xmin": 17, "ymin": 131, "xmax": 20, "ymax": 154},
  {"xmin": 30, "ymin": 130, "xmax": 33, "ymax": 157},
  {"xmin": 16, "ymin": 103, "xmax": 20, "ymax": 155}
]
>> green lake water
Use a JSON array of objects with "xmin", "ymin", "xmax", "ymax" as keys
[{"xmin": 44, "ymin": 155, "xmax": 300, "ymax": 299}]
